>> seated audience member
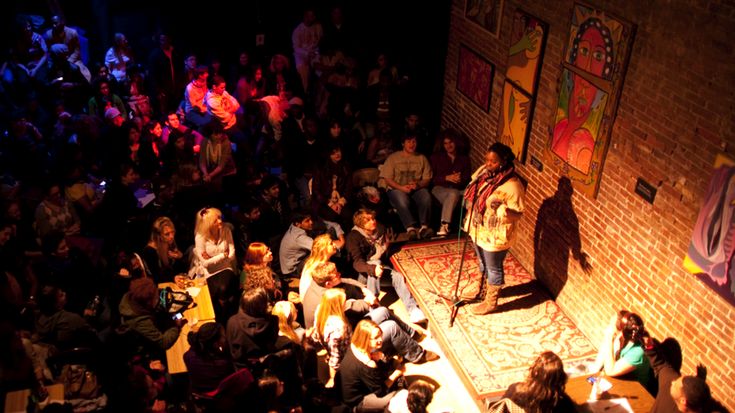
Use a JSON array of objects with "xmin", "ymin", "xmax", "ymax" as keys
[
  {"xmin": 162, "ymin": 111, "xmax": 204, "ymax": 147},
  {"xmin": 489, "ymin": 351, "xmax": 574, "ymax": 413},
  {"xmin": 96, "ymin": 163, "xmax": 140, "ymax": 248},
  {"xmin": 118, "ymin": 278, "xmax": 185, "ymax": 354},
  {"xmin": 299, "ymin": 234, "xmax": 338, "ymax": 299},
  {"xmin": 205, "ymin": 75, "xmax": 242, "ymax": 137},
  {"xmin": 380, "ymin": 135, "xmax": 433, "ymax": 240},
  {"xmin": 226, "ymin": 288, "xmax": 301, "ymax": 405},
  {"xmin": 279, "ymin": 210, "xmax": 344, "ymax": 279},
  {"xmin": 591, "ymin": 310, "xmax": 652, "ymax": 390},
  {"xmin": 644, "ymin": 335, "xmax": 725, "ymax": 413},
  {"xmin": 243, "ymin": 266, "xmax": 282, "ymax": 302},
  {"xmin": 183, "ymin": 66, "xmax": 212, "ymax": 129},
  {"xmin": 36, "ymin": 285, "xmax": 98, "ymax": 350},
  {"xmin": 199, "ymin": 122, "xmax": 237, "ymax": 193},
  {"xmin": 87, "ymin": 76, "xmax": 127, "ymax": 121},
  {"xmin": 191, "ymin": 207, "xmax": 238, "ymax": 324},
  {"xmin": 312, "ymin": 288, "xmax": 436, "ymax": 389},
  {"xmin": 301, "ymin": 261, "xmax": 372, "ymax": 329},
  {"xmin": 346, "ymin": 208, "xmax": 427, "ymax": 324},
  {"xmin": 256, "ymin": 174, "xmax": 290, "ymax": 244},
  {"xmin": 140, "ymin": 216, "xmax": 186, "ymax": 283},
  {"xmin": 272, "ymin": 300, "xmax": 305, "ymax": 345},
  {"xmin": 183, "ymin": 321, "xmax": 235, "ymax": 394},
  {"xmin": 311, "ymin": 142, "xmax": 353, "ymax": 227},
  {"xmin": 227, "ymin": 287, "xmax": 285, "ymax": 367},
  {"xmin": 340, "ymin": 319, "xmax": 406, "ymax": 412},
  {"xmin": 430, "ymin": 130, "xmax": 470, "ymax": 236},
  {"xmin": 240, "ymin": 242, "xmax": 276, "ymax": 290},
  {"xmin": 34, "ymin": 182, "xmax": 81, "ymax": 239},
  {"xmin": 231, "ymin": 200, "xmax": 266, "ymax": 257},
  {"xmin": 387, "ymin": 379, "xmax": 436, "ymax": 413}
]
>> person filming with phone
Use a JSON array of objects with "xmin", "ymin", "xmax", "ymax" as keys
[{"xmin": 119, "ymin": 278, "xmax": 185, "ymax": 356}]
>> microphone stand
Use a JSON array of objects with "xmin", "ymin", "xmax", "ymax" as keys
[{"xmin": 424, "ymin": 173, "xmax": 485, "ymax": 327}]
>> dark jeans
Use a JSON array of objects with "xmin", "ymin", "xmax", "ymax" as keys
[{"xmin": 474, "ymin": 245, "xmax": 508, "ymax": 286}]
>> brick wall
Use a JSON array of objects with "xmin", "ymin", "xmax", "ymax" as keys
[{"xmin": 442, "ymin": 0, "xmax": 735, "ymax": 408}]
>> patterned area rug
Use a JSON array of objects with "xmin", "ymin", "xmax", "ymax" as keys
[{"xmin": 391, "ymin": 238, "xmax": 597, "ymax": 401}]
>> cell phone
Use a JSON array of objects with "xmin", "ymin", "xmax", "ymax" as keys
[
  {"xmin": 586, "ymin": 376, "xmax": 597, "ymax": 384},
  {"xmin": 172, "ymin": 312, "xmax": 183, "ymax": 320}
]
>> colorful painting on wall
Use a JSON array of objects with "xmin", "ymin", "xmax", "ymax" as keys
[
  {"xmin": 683, "ymin": 153, "xmax": 735, "ymax": 307},
  {"xmin": 498, "ymin": 80, "xmax": 533, "ymax": 162},
  {"xmin": 456, "ymin": 44, "xmax": 495, "ymax": 113},
  {"xmin": 465, "ymin": 0, "xmax": 504, "ymax": 38},
  {"xmin": 500, "ymin": 9, "xmax": 548, "ymax": 163},
  {"xmin": 550, "ymin": 68, "xmax": 609, "ymax": 175},
  {"xmin": 506, "ymin": 9, "xmax": 548, "ymax": 96},
  {"xmin": 546, "ymin": 2, "xmax": 636, "ymax": 198}
]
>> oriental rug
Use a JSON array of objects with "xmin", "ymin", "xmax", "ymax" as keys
[{"xmin": 391, "ymin": 238, "xmax": 597, "ymax": 402}]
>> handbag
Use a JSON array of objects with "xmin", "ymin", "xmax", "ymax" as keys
[{"xmin": 159, "ymin": 287, "xmax": 195, "ymax": 314}]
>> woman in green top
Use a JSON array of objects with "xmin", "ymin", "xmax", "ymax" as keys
[{"xmin": 593, "ymin": 310, "xmax": 652, "ymax": 389}]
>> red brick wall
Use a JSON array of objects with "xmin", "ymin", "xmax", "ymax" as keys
[{"xmin": 442, "ymin": 0, "xmax": 735, "ymax": 408}]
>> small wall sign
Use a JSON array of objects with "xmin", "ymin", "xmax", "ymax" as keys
[{"xmin": 634, "ymin": 178, "xmax": 657, "ymax": 204}]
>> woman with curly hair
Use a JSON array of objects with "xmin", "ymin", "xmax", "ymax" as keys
[
  {"xmin": 493, "ymin": 351, "xmax": 574, "ymax": 413},
  {"xmin": 240, "ymin": 242, "xmax": 280, "ymax": 293}
]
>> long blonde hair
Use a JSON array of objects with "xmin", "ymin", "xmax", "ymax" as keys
[
  {"xmin": 351, "ymin": 319, "xmax": 380, "ymax": 354},
  {"xmin": 195, "ymin": 207, "xmax": 222, "ymax": 240},
  {"xmin": 314, "ymin": 288, "xmax": 348, "ymax": 341},
  {"xmin": 302, "ymin": 234, "xmax": 335, "ymax": 278},
  {"xmin": 272, "ymin": 301, "xmax": 300, "ymax": 344},
  {"xmin": 149, "ymin": 216, "xmax": 177, "ymax": 267}
]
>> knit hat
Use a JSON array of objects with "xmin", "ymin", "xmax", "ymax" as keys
[{"xmin": 104, "ymin": 107, "xmax": 121, "ymax": 121}]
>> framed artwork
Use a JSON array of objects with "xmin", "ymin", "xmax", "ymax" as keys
[
  {"xmin": 465, "ymin": 0, "xmax": 504, "ymax": 38},
  {"xmin": 506, "ymin": 9, "xmax": 548, "ymax": 96},
  {"xmin": 683, "ymin": 153, "xmax": 735, "ymax": 307},
  {"xmin": 546, "ymin": 2, "xmax": 636, "ymax": 198},
  {"xmin": 498, "ymin": 80, "xmax": 533, "ymax": 163},
  {"xmin": 500, "ymin": 9, "xmax": 548, "ymax": 163},
  {"xmin": 456, "ymin": 44, "xmax": 495, "ymax": 112}
]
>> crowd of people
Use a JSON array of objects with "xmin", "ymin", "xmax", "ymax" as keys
[{"xmin": 0, "ymin": 5, "xmax": 726, "ymax": 413}]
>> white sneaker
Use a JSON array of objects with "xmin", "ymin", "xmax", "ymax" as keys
[
  {"xmin": 409, "ymin": 308, "xmax": 428, "ymax": 324},
  {"xmin": 437, "ymin": 223, "xmax": 450, "ymax": 236}
]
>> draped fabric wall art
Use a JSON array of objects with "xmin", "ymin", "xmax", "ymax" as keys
[{"xmin": 683, "ymin": 153, "xmax": 735, "ymax": 307}]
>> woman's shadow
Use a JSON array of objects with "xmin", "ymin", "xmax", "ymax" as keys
[{"xmin": 533, "ymin": 177, "xmax": 592, "ymax": 298}]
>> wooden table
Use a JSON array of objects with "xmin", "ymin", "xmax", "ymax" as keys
[
  {"xmin": 4, "ymin": 383, "xmax": 64, "ymax": 413},
  {"xmin": 160, "ymin": 280, "xmax": 216, "ymax": 375},
  {"xmin": 566, "ymin": 374, "xmax": 655, "ymax": 413}
]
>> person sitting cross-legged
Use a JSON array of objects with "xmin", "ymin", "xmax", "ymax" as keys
[{"xmin": 346, "ymin": 208, "xmax": 427, "ymax": 325}]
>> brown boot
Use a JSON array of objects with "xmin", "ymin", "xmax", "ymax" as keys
[{"xmin": 470, "ymin": 284, "xmax": 501, "ymax": 315}]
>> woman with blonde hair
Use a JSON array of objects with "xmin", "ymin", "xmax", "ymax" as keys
[
  {"xmin": 340, "ymin": 319, "xmax": 406, "ymax": 412},
  {"xmin": 272, "ymin": 300, "xmax": 304, "ymax": 344},
  {"xmin": 312, "ymin": 288, "xmax": 351, "ymax": 388},
  {"xmin": 191, "ymin": 207, "xmax": 238, "ymax": 323},
  {"xmin": 299, "ymin": 234, "xmax": 337, "ymax": 299},
  {"xmin": 312, "ymin": 288, "xmax": 436, "ymax": 389},
  {"xmin": 140, "ymin": 216, "xmax": 185, "ymax": 283}
]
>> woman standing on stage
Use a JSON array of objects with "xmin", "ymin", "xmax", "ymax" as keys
[{"xmin": 463, "ymin": 142, "xmax": 525, "ymax": 315}]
